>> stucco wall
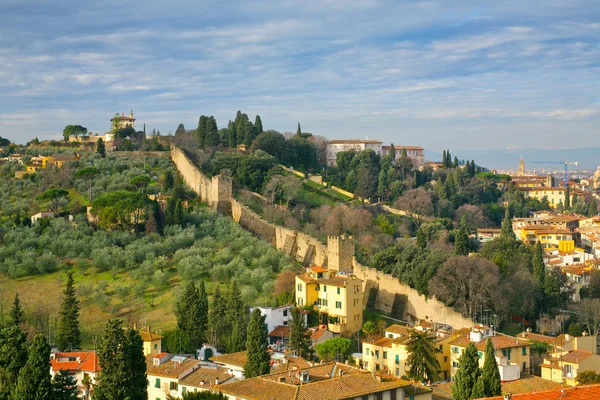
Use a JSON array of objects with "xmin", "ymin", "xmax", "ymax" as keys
[{"xmin": 171, "ymin": 145, "xmax": 473, "ymax": 330}]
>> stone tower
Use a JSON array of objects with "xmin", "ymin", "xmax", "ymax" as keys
[
  {"xmin": 327, "ymin": 235, "xmax": 354, "ymax": 273},
  {"xmin": 518, "ymin": 155, "xmax": 525, "ymax": 176},
  {"xmin": 211, "ymin": 174, "xmax": 233, "ymax": 215}
]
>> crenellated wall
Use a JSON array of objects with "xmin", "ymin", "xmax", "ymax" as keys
[{"xmin": 171, "ymin": 145, "xmax": 473, "ymax": 329}]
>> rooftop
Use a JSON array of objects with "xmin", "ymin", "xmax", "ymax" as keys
[
  {"xmin": 210, "ymin": 350, "xmax": 248, "ymax": 368},
  {"xmin": 381, "ymin": 145, "xmax": 424, "ymax": 151},
  {"xmin": 51, "ymin": 351, "xmax": 100, "ymax": 373},
  {"xmin": 327, "ymin": 139, "xmax": 382, "ymax": 144},
  {"xmin": 139, "ymin": 326, "xmax": 163, "ymax": 341},
  {"xmin": 449, "ymin": 333, "xmax": 529, "ymax": 351},
  {"xmin": 479, "ymin": 384, "xmax": 600, "ymax": 400},
  {"xmin": 269, "ymin": 325, "xmax": 291, "ymax": 338},
  {"xmin": 432, "ymin": 375, "xmax": 563, "ymax": 400},
  {"xmin": 178, "ymin": 365, "xmax": 234, "ymax": 388},
  {"xmin": 146, "ymin": 355, "xmax": 198, "ymax": 378}
]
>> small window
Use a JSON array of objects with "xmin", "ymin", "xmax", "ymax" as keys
[
  {"xmin": 154, "ymin": 344, "xmax": 158, "ymax": 350},
  {"xmin": 478, "ymin": 351, "xmax": 483, "ymax": 359},
  {"xmin": 297, "ymin": 284, "xmax": 302, "ymax": 292},
  {"xmin": 395, "ymin": 368, "xmax": 400, "ymax": 376},
  {"xmin": 323, "ymin": 285, "xmax": 327, "ymax": 292},
  {"xmin": 182, "ymin": 387, "xmax": 187, "ymax": 395},
  {"xmin": 283, "ymin": 310, "xmax": 288, "ymax": 317},
  {"xmin": 383, "ymin": 351, "xmax": 387, "ymax": 359},
  {"xmin": 169, "ymin": 382, "xmax": 178, "ymax": 391},
  {"xmin": 155, "ymin": 378, "xmax": 160, "ymax": 388},
  {"xmin": 337, "ymin": 287, "xmax": 341, "ymax": 294},
  {"xmin": 335, "ymin": 301, "xmax": 342, "ymax": 309},
  {"xmin": 395, "ymin": 355, "xmax": 399, "ymax": 364},
  {"xmin": 522, "ymin": 347, "xmax": 527, "ymax": 355}
]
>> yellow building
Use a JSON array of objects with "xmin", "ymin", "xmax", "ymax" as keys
[
  {"xmin": 26, "ymin": 165, "xmax": 40, "ymax": 173},
  {"xmin": 41, "ymin": 154, "xmax": 79, "ymax": 168},
  {"xmin": 295, "ymin": 266, "xmax": 363, "ymax": 337},
  {"xmin": 362, "ymin": 323, "xmax": 470, "ymax": 381},
  {"xmin": 519, "ymin": 187, "xmax": 578, "ymax": 208},
  {"xmin": 112, "ymin": 111, "xmax": 136, "ymax": 130},
  {"xmin": 140, "ymin": 325, "xmax": 163, "ymax": 356},
  {"xmin": 515, "ymin": 225, "xmax": 574, "ymax": 249},
  {"xmin": 541, "ymin": 350, "xmax": 600, "ymax": 386},
  {"xmin": 449, "ymin": 326, "xmax": 530, "ymax": 382},
  {"xmin": 147, "ymin": 354, "xmax": 199, "ymax": 400}
]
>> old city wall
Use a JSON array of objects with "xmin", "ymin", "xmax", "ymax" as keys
[{"xmin": 171, "ymin": 145, "xmax": 473, "ymax": 328}]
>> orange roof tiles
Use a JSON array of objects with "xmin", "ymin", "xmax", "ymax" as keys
[
  {"xmin": 210, "ymin": 350, "xmax": 248, "ymax": 368},
  {"xmin": 139, "ymin": 326, "xmax": 163, "ymax": 341},
  {"xmin": 146, "ymin": 356, "xmax": 199, "ymax": 378},
  {"xmin": 269, "ymin": 325, "xmax": 291, "ymax": 338},
  {"xmin": 560, "ymin": 349, "xmax": 592, "ymax": 364},
  {"xmin": 51, "ymin": 351, "xmax": 100, "ymax": 373},
  {"xmin": 480, "ymin": 384, "xmax": 600, "ymax": 400},
  {"xmin": 327, "ymin": 139, "xmax": 383, "ymax": 144},
  {"xmin": 179, "ymin": 365, "xmax": 234, "ymax": 388},
  {"xmin": 310, "ymin": 266, "xmax": 329, "ymax": 273},
  {"xmin": 449, "ymin": 333, "xmax": 529, "ymax": 351}
]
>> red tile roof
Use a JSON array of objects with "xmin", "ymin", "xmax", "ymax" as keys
[
  {"xmin": 51, "ymin": 351, "xmax": 100, "ymax": 373},
  {"xmin": 479, "ymin": 384, "xmax": 600, "ymax": 399},
  {"xmin": 269, "ymin": 325, "xmax": 291, "ymax": 338},
  {"xmin": 310, "ymin": 266, "xmax": 329, "ymax": 273}
]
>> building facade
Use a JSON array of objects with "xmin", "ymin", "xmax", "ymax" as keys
[
  {"xmin": 381, "ymin": 145, "xmax": 425, "ymax": 169},
  {"xmin": 50, "ymin": 351, "xmax": 100, "ymax": 399},
  {"xmin": 325, "ymin": 139, "xmax": 383, "ymax": 166}
]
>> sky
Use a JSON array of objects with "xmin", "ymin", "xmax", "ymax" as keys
[{"xmin": 0, "ymin": 0, "xmax": 599, "ymax": 151}]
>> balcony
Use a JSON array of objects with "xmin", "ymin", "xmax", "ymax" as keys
[{"xmin": 328, "ymin": 323, "xmax": 342, "ymax": 334}]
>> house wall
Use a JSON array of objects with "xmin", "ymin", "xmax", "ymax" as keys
[
  {"xmin": 148, "ymin": 375, "xmax": 180, "ymax": 400},
  {"xmin": 249, "ymin": 306, "xmax": 293, "ymax": 333}
]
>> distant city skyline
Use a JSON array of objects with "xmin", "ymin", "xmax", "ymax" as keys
[{"xmin": 0, "ymin": 0, "xmax": 598, "ymax": 150}]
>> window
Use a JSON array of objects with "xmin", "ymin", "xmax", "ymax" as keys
[
  {"xmin": 383, "ymin": 351, "xmax": 387, "ymax": 359},
  {"xmin": 502, "ymin": 349, "xmax": 511, "ymax": 360},
  {"xmin": 297, "ymin": 284, "xmax": 302, "ymax": 292},
  {"xmin": 375, "ymin": 350, "xmax": 379, "ymax": 359},
  {"xmin": 452, "ymin": 361, "xmax": 459, "ymax": 368},
  {"xmin": 154, "ymin": 378, "xmax": 160, "ymax": 388},
  {"xmin": 154, "ymin": 344, "xmax": 158, "ymax": 350},
  {"xmin": 283, "ymin": 310, "xmax": 288, "ymax": 317},
  {"xmin": 478, "ymin": 351, "xmax": 483, "ymax": 359},
  {"xmin": 170, "ymin": 382, "xmax": 178, "ymax": 391},
  {"xmin": 395, "ymin": 355, "xmax": 400, "ymax": 365},
  {"xmin": 323, "ymin": 285, "xmax": 327, "ymax": 292},
  {"xmin": 444, "ymin": 356, "xmax": 448, "ymax": 363},
  {"xmin": 335, "ymin": 301, "xmax": 342, "ymax": 309},
  {"xmin": 522, "ymin": 347, "xmax": 527, "ymax": 356},
  {"xmin": 182, "ymin": 387, "xmax": 187, "ymax": 395},
  {"xmin": 395, "ymin": 368, "xmax": 400, "ymax": 376},
  {"xmin": 452, "ymin": 347, "xmax": 459, "ymax": 354}
]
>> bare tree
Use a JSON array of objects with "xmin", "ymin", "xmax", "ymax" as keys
[
  {"xmin": 576, "ymin": 298, "xmax": 600, "ymax": 336},
  {"xmin": 430, "ymin": 256, "xmax": 502, "ymax": 319},
  {"xmin": 393, "ymin": 188, "xmax": 434, "ymax": 225}
]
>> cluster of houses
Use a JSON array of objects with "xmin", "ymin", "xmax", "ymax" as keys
[
  {"xmin": 325, "ymin": 139, "xmax": 425, "ymax": 168},
  {"xmin": 0, "ymin": 153, "xmax": 80, "ymax": 179}
]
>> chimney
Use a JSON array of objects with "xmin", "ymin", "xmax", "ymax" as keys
[
  {"xmin": 215, "ymin": 377, "xmax": 219, "ymax": 386},
  {"xmin": 504, "ymin": 394, "xmax": 512, "ymax": 400}
]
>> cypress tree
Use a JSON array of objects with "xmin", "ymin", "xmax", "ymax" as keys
[
  {"xmin": 244, "ymin": 308, "xmax": 271, "ymax": 378},
  {"xmin": 225, "ymin": 281, "xmax": 248, "ymax": 352},
  {"xmin": 228, "ymin": 120, "xmax": 237, "ymax": 148},
  {"xmin": 197, "ymin": 115, "xmax": 207, "ymax": 148},
  {"xmin": 93, "ymin": 319, "xmax": 147, "ymax": 400},
  {"xmin": 205, "ymin": 116, "xmax": 220, "ymax": 147},
  {"xmin": 254, "ymin": 115, "xmax": 263, "ymax": 134},
  {"xmin": 471, "ymin": 376, "xmax": 486, "ymax": 399},
  {"xmin": 13, "ymin": 334, "xmax": 52, "ymax": 400},
  {"xmin": 237, "ymin": 113, "xmax": 249, "ymax": 145},
  {"xmin": 588, "ymin": 200, "xmax": 598, "ymax": 217},
  {"xmin": 471, "ymin": 160, "xmax": 476, "ymax": 176},
  {"xmin": 442, "ymin": 150, "xmax": 447, "ymax": 167},
  {"xmin": 173, "ymin": 200, "xmax": 184, "ymax": 226},
  {"xmin": 453, "ymin": 156, "xmax": 459, "ymax": 169},
  {"xmin": 564, "ymin": 187, "xmax": 571, "ymax": 209},
  {"xmin": 243, "ymin": 121, "xmax": 257, "ymax": 146},
  {"xmin": 481, "ymin": 338, "xmax": 502, "ymax": 397},
  {"xmin": 501, "ymin": 208, "xmax": 514, "ymax": 239},
  {"xmin": 454, "ymin": 227, "xmax": 468, "ymax": 256},
  {"xmin": 209, "ymin": 285, "xmax": 228, "ymax": 347},
  {"xmin": 56, "ymin": 272, "xmax": 81, "ymax": 351},
  {"xmin": 289, "ymin": 307, "xmax": 311, "ymax": 358},
  {"xmin": 451, "ymin": 342, "xmax": 480, "ymax": 400},
  {"xmin": 533, "ymin": 241, "xmax": 545, "ymax": 286},
  {"xmin": 0, "ymin": 325, "xmax": 28, "ymax": 399},
  {"xmin": 175, "ymin": 282, "xmax": 206, "ymax": 352},
  {"xmin": 9, "ymin": 293, "xmax": 24, "ymax": 327},
  {"xmin": 377, "ymin": 169, "xmax": 387, "ymax": 201},
  {"xmin": 51, "ymin": 370, "xmax": 79, "ymax": 399},
  {"xmin": 296, "ymin": 123, "xmax": 301, "ymax": 136},
  {"xmin": 416, "ymin": 227, "xmax": 427, "ymax": 250},
  {"xmin": 388, "ymin": 143, "xmax": 396, "ymax": 159},
  {"xmin": 96, "ymin": 138, "xmax": 106, "ymax": 158},
  {"xmin": 175, "ymin": 123, "xmax": 186, "ymax": 136}
]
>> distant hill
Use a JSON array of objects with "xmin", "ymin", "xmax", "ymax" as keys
[{"xmin": 425, "ymin": 148, "xmax": 600, "ymax": 172}]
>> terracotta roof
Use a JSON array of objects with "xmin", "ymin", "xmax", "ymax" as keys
[
  {"xmin": 269, "ymin": 325, "xmax": 291, "ymax": 338},
  {"xmin": 516, "ymin": 332, "xmax": 556, "ymax": 345},
  {"xmin": 560, "ymin": 349, "xmax": 592, "ymax": 364},
  {"xmin": 479, "ymin": 384, "xmax": 600, "ymax": 400},
  {"xmin": 214, "ymin": 363, "xmax": 415, "ymax": 400},
  {"xmin": 310, "ymin": 266, "xmax": 329, "ymax": 273},
  {"xmin": 381, "ymin": 145, "xmax": 424, "ymax": 151},
  {"xmin": 210, "ymin": 350, "xmax": 248, "ymax": 368},
  {"xmin": 310, "ymin": 328, "xmax": 330, "ymax": 341},
  {"xmin": 178, "ymin": 365, "xmax": 234, "ymax": 388},
  {"xmin": 296, "ymin": 274, "xmax": 316, "ymax": 284},
  {"xmin": 146, "ymin": 356, "xmax": 199, "ymax": 378},
  {"xmin": 270, "ymin": 356, "xmax": 312, "ymax": 373},
  {"xmin": 433, "ymin": 375, "xmax": 563, "ymax": 400},
  {"xmin": 384, "ymin": 324, "xmax": 412, "ymax": 336},
  {"xmin": 315, "ymin": 276, "xmax": 354, "ymax": 287},
  {"xmin": 327, "ymin": 139, "xmax": 383, "ymax": 144},
  {"xmin": 51, "ymin": 351, "xmax": 101, "ymax": 373},
  {"xmin": 449, "ymin": 333, "xmax": 529, "ymax": 351}
]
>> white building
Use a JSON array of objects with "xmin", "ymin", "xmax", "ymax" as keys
[
  {"xmin": 249, "ymin": 304, "xmax": 302, "ymax": 334},
  {"xmin": 50, "ymin": 351, "xmax": 100, "ymax": 400},
  {"xmin": 31, "ymin": 211, "xmax": 55, "ymax": 223},
  {"xmin": 325, "ymin": 139, "xmax": 383, "ymax": 166},
  {"xmin": 381, "ymin": 145, "xmax": 425, "ymax": 168}
]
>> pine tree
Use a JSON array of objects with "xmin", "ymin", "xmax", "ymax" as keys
[
  {"xmin": 205, "ymin": 116, "xmax": 220, "ymax": 147},
  {"xmin": 406, "ymin": 330, "xmax": 441, "ymax": 382},
  {"xmin": 481, "ymin": 338, "xmax": 502, "ymax": 397},
  {"xmin": 51, "ymin": 370, "xmax": 79, "ymax": 399},
  {"xmin": 388, "ymin": 143, "xmax": 396, "ymax": 159},
  {"xmin": 197, "ymin": 115, "xmax": 207, "ymax": 148},
  {"xmin": 175, "ymin": 282, "xmax": 207, "ymax": 352},
  {"xmin": 377, "ymin": 169, "xmax": 387, "ymax": 201},
  {"xmin": 175, "ymin": 123, "xmax": 186, "ymax": 136},
  {"xmin": 56, "ymin": 272, "xmax": 81, "ymax": 351},
  {"xmin": 225, "ymin": 281, "xmax": 248, "ymax": 352},
  {"xmin": 451, "ymin": 342, "xmax": 480, "ymax": 400},
  {"xmin": 244, "ymin": 308, "xmax": 271, "ymax": 378},
  {"xmin": 442, "ymin": 150, "xmax": 447, "ymax": 167},
  {"xmin": 296, "ymin": 123, "xmax": 301, "ymax": 136},
  {"xmin": 589, "ymin": 200, "xmax": 599, "ymax": 217},
  {"xmin": 416, "ymin": 227, "xmax": 427, "ymax": 250},
  {"xmin": 0, "ymin": 325, "xmax": 28, "ymax": 399},
  {"xmin": 10, "ymin": 293, "xmax": 24, "ymax": 327},
  {"xmin": 453, "ymin": 156, "xmax": 459, "ymax": 169},
  {"xmin": 13, "ymin": 334, "xmax": 52, "ymax": 400},
  {"xmin": 289, "ymin": 307, "xmax": 311, "ymax": 358},
  {"xmin": 254, "ymin": 115, "xmax": 263, "ymax": 134},
  {"xmin": 533, "ymin": 241, "xmax": 545, "ymax": 286},
  {"xmin": 564, "ymin": 187, "xmax": 571, "ymax": 209},
  {"xmin": 146, "ymin": 204, "xmax": 158, "ymax": 234},
  {"xmin": 93, "ymin": 319, "xmax": 147, "ymax": 400},
  {"xmin": 454, "ymin": 227, "xmax": 468, "ymax": 256},
  {"xmin": 501, "ymin": 208, "xmax": 514, "ymax": 239},
  {"xmin": 228, "ymin": 120, "xmax": 237, "ymax": 148},
  {"xmin": 96, "ymin": 138, "xmax": 106, "ymax": 158}
]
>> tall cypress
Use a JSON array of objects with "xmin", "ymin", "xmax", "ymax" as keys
[
  {"xmin": 388, "ymin": 143, "xmax": 396, "ymax": 159},
  {"xmin": 51, "ymin": 370, "xmax": 79, "ymax": 399},
  {"xmin": 209, "ymin": 285, "xmax": 228, "ymax": 348},
  {"xmin": 228, "ymin": 120, "xmax": 237, "ymax": 148},
  {"xmin": 243, "ymin": 121, "xmax": 257, "ymax": 146},
  {"xmin": 244, "ymin": 308, "xmax": 271, "ymax": 378},
  {"xmin": 237, "ymin": 113, "xmax": 249, "ymax": 146},
  {"xmin": 564, "ymin": 187, "xmax": 571, "ymax": 209},
  {"xmin": 533, "ymin": 242, "xmax": 545, "ymax": 285},
  {"xmin": 296, "ymin": 123, "xmax": 301, "ymax": 136},
  {"xmin": 197, "ymin": 115, "xmax": 207, "ymax": 148},
  {"xmin": 481, "ymin": 338, "xmax": 502, "ymax": 397},
  {"xmin": 56, "ymin": 272, "xmax": 81, "ymax": 351},
  {"xmin": 9, "ymin": 293, "xmax": 24, "ymax": 327},
  {"xmin": 588, "ymin": 200, "xmax": 599, "ymax": 217},
  {"xmin": 254, "ymin": 115, "xmax": 263, "ymax": 134},
  {"xmin": 451, "ymin": 342, "xmax": 480, "ymax": 400},
  {"xmin": 501, "ymin": 208, "xmax": 514, "ymax": 239},
  {"xmin": 93, "ymin": 319, "xmax": 147, "ymax": 400},
  {"xmin": 416, "ymin": 227, "xmax": 427, "ymax": 250},
  {"xmin": 442, "ymin": 150, "xmax": 447, "ymax": 167},
  {"xmin": 289, "ymin": 307, "xmax": 311, "ymax": 358},
  {"xmin": 226, "ymin": 281, "xmax": 248, "ymax": 352},
  {"xmin": 13, "ymin": 334, "xmax": 52, "ymax": 400},
  {"xmin": 175, "ymin": 282, "xmax": 206, "ymax": 352},
  {"xmin": 0, "ymin": 325, "xmax": 28, "ymax": 399},
  {"xmin": 96, "ymin": 138, "xmax": 106, "ymax": 158},
  {"xmin": 205, "ymin": 116, "xmax": 220, "ymax": 147}
]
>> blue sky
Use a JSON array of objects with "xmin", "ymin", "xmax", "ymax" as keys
[{"xmin": 0, "ymin": 0, "xmax": 598, "ymax": 150}]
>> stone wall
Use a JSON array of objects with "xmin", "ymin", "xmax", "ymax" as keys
[{"xmin": 170, "ymin": 145, "xmax": 473, "ymax": 329}]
